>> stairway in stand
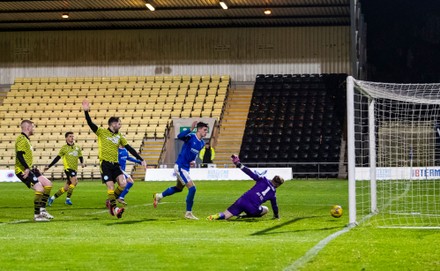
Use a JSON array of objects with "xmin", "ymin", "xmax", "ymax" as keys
[
  {"xmin": 214, "ymin": 83, "xmax": 253, "ymax": 167},
  {"xmin": 131, "ymin": 139, "xmax": 163, "ymax": 180}
]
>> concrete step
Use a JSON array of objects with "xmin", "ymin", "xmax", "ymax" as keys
[{"xmin": 213, "ymin": 86, "xmax": 252, "ymax": 161}]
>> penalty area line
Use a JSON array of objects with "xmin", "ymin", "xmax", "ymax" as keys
[
  {"xmin": 0, "ymin": 219, "xmax": 31, "ymax": 226},
  {"xmin": 0, "ymin": 202, "xmax": 172, "ymax": 225},
  {"xmin": 284, "ymin": 224, "xmax": 355, "ymax": 271}
]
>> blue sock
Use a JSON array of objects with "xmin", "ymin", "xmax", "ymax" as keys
[
  {"xmin": 219, "ymin": 212, "xmax": 225, "ymax": 220},
  {"xmin": 162, "ymin": 186, "xmax": 181, "ymax": 197},
  {"xmin": 119, "ymin": 182, "xmax": 133, "ymax": 199},
  {"xmin": 186, "ymin": 186, "xmax": 196, "ymax": 211}
]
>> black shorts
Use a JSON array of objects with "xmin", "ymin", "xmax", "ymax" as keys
[
  {"xmin": 64, "ymin": 169, "xmax": 78, "ymax": 182},
  {"xmin": 16, "ymin": 168, "xmax": 42, "ymax": 189},
  {"xmin": 100, "ymin": 161, "xmax": 123, "ymax": 183}
]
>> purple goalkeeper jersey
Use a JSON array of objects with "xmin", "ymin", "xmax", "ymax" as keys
[{"xmin": 234, "ymin": 166, "xmax": 279, "ymax": 216}]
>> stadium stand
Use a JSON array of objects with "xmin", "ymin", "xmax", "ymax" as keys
[
  {"xmin": 0, "ymin": 75, "xmax": 230, "ymax": 179},
  {"xmin": 213, "ymin": 84, "xmax": 254, "ymax": 167},
  {"xmin": 239, "ymin": 74, "xmax": 346, "ymax": 178}
]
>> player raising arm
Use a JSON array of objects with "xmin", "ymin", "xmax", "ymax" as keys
[
  {"xmin": 207, "ymin": 154, "xmax": 284, "ymax": 220},
  {"xmin": 82, "ymin": 99, "xmax": 146, "ymax": 218},
  {"xmin": 153, "ymin": 121, "xmax": 208, "ymax": 220},
  {"xmin": 15, "ymin": 120, "xmax": 54, "ymax": 221},
  {"xmin": 44, "ymin": 131, "xmax": 85, "ymax": 206}
]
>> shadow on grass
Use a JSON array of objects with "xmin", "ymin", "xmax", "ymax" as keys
[
  {"xmin": 254, "ymin": 226, "xmax": 342, "ymax": 236},
  {"xmin": 1, "ymin": 206, "xmax": 33, "ymax": 209},
  {"xmin": 250, "ymin": 216, "xmax": 319, "ymax": 236},
  {"xmin": 105, "ymin": 218, "xmax": 158, "ymax": 226},
  {"xmin": 52, "ymin": 207, "xmax": 103, "ymax": 211},
  {"xmin": 0, "ymin": 220, "xmax": 34, "ymax": 225}
]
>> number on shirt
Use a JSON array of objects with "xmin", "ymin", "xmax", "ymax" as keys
[{"xmin": 261, "ymin": 187, "xmax": 270, "ymax": 196}]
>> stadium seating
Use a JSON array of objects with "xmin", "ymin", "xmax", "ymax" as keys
[
  {"xmin": 0, "ymin": 75, "xmax": 230, "ymax": 178},
  {"xmin": 240, "ymin": 73, "xmax": 346, "ymax": 178}
]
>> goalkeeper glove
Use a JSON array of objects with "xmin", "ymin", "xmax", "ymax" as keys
[{"xmin": 231, "ymin": 154, "xmax": 242, "ymax": 168}]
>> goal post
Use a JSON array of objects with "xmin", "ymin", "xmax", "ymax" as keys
[{"xmin": 347, "ymin": 76, "xmax": 440, "ymax": 228}]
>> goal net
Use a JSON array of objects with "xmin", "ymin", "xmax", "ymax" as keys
[{"xmin": 347, "ymin": 76, "xmax": 440, "ymax": 228}]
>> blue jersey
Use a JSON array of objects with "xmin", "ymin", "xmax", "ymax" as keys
[
  {"xmin": 175, "ymin": 129, "xmax": 205, "ymax": 170},
  {"xmin": 239, "ymin": 166, "xmax": 279, "ymax": 216},
  {"xmin": 118, "ymin": 148, "xmax": 141, "ymax": 171}
]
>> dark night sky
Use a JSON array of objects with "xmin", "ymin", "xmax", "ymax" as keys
[{"xmin": 361, "ymin": 0, "xmax": 440, "ymax": 83}]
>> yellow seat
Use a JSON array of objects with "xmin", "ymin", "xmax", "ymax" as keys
[
  {"xmin": 211, "ymin": 75, "xmax": 221, "ymax": 82},
  {"xmin": 191, "ymin": 76, "xmax": 201, "ymax": 83},
  {"xmin": 66, "ymin": 77, "xmax": 76, "ymax": 84},
  {"xmin": 163, "ymin": 76, "xmax": 173, "ymax": 82},
  {"xmin": 191, "ymin": 110, "xmax": 201, "ymax": 118},
  {"xmin": 202, "ymin": 75, "xmax": 213, "ymax": 82},
  {"xmin": 145, "ymin": 76, "xmax": 155, "ymax": 83},
  {"xmin": 221, "ymin": 75, "xmax": 230, "ymax": 82},
  {"xmin": 137, "ymin": 76, "xmax": 146, "ymax": 83},
  {"xmin": 180, "ymin": 110, "xmax": 191, "ymax": 117},
  {"xmin": 154, "ymin": 76, "xmax": 164, "ymax": 83},
  {"xmin": 181, "ymin": 75, "xmax": 191, "ymax": 83}
]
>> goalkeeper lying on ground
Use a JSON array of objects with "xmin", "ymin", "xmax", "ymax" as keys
[{"xmin": 207, "ymin": 154, "xmax": 284, "ymax": 220}]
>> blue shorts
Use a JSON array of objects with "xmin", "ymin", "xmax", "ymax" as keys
[
  {"xmin": 174, "ymin": 164, "xmax": 191, "ymax": 185},
  {"xmin": 227, "ymin": 197, "xmax": 263, "ymax": 217}
]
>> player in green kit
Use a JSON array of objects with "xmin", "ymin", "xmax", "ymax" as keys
[
  {"xmin": 82, "ymin": 99, "xmax": 147, "ymax": 218},
  {"xmin": 15, "ymin": 120, "xmax": 54, "ymax": 221},
  {"xmin": 44, "ymin": 131, "xmax": 85, "ymax": 206}
]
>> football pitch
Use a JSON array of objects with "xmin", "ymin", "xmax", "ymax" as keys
[{"xmin": 1, "ymin": 179, "xmax": 439, "ymax": 271}]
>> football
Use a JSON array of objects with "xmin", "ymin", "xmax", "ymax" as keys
[{"xmin": 330, "ymin": 205, "xmax": 343, "ymax": 218}]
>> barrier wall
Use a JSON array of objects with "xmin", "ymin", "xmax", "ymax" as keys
[
  {"xmin": 145, "ymin": 168, "xmax": 293, "ymax": 181},
  {"xmin": 355, "ymin": 167, "xmax": 440, "ymax": 180},
  {"xmin": 0, "ymin": 170, "xmax": 21, "ymax": 182}
]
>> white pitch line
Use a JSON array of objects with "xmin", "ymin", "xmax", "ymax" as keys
[
  {"xmin": 284, "ymin": 223, "xmax": 355, "ymax": 271},
  {"xmin": 0, "ymin": 202, "xmax": 170, "ymax": 225},
  {"xmin": 0, "ymin": 219, "xmax": 31, "ymax": 226}
]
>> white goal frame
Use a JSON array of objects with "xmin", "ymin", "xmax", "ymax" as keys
[{"xmin": 347, "ymin": 76, "xmax": 440, "ymax": 228}]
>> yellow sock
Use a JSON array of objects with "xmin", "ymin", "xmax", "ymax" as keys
[
  {"xmin": 34, "ymin": 191, "xmax": 43, "ymax": 215},
  {"xmin": 42, "ymin": 186, "xmax": 52, "ymax": 207},
  {"xmin": 67, "ymin": 184, "xmax": 75, "ymax": 198},
  {"xmin": 54, "ymin": 187, "xmax": 65, "ymax": 198},
  {"xmin": 114, "ymin": 186, "xmax": 123, "ymax": 198},
  {"xmin": 107, "ymin": 190, "xmax": 116, "ymax": 209}
]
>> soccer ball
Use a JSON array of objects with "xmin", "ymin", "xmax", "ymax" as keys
[{"xmin": 330, "ymin": 205, "xmax": 343, "ymax": 218}]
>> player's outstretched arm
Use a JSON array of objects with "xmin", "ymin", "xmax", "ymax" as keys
[
  {"xmin": 127, "ymin": 155, "xmax": 142, "ymax": 165},
  {"xmin": 124, "ymin": 144, "xmax": 146, "ymax": 168},
  {"xmin": 177, "ymin": 127, "xmax": 193, "ymax": 141},
  {"xmin": 270, "ymin": 198, "xmax": 279, "ymax": 219},
  {"xmin": 82, "ymin": 99, "xmax": 98, "ymax": 133},
  {"xmin": 82, "ymin": 99, "xmax": 90, "ymax": 111},
  {"xmin": 44, "ymin": 155, "xmax": 61, "ymax": 172},
  {"xmin": 231, "ymin": 154, "xmax": 259, "ymax": 181},
  {"xmin": 79, "ymin": 156, "xmax": 85, "ymax": 167},
  {"xmin": 177, "ymin": 120, "xmax": 198, "ymax": 142}
]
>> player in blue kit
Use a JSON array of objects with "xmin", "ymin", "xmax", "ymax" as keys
[
  {"xmin": 207, "ymin": 154, "xmax": 284, "ymax": 220},
  {"xmin": 116, "ymin": 146, "xmax": 143, "ymax": 205},
  {"xmin": 153, "ymin": 121, "xmax": 208, "ymax": 220}
]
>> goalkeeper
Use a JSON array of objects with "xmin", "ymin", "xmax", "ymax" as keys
[{"xmin": 207, "ymin": 154, "xmax": 284, "ymax": 220}]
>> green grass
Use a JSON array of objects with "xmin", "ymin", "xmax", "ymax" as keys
[{"xmin": 0, "ymin": 180, "xmax": 439, "ymax": 270}]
